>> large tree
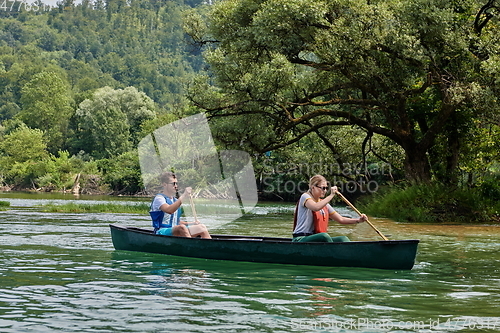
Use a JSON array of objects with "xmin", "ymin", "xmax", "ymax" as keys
[
  {"xmin": 73, "ymin": 86, "xmax": 156, "ymax": 159},
  {"xmin": 187, "ymin": 0, "xmax": 500, "ymax": 184},
  {"xmin": 18, "ymin": 71, "xmax": 74, "ymax": 153}
]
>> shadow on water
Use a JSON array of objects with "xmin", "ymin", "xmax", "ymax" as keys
[{"xmin": 110, "ymin": 249, "xmax": 412, "ymax": 282}]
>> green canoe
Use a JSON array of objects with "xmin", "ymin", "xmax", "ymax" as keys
[{"xmin": 109, "ymin": 224, "xmax": 419, "ymax": 270}]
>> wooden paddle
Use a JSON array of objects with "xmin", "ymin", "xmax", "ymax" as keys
[
  {"xmin": 189, "ymin": 193, "xmax": 198, "ymax": 223},
  {"xmin": 335, "ymin": 190, "xmax": 389, "ymax": 241}
]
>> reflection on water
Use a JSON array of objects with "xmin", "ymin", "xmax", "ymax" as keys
[{"xmin": 0, "ymin": 194, "xmax": 500, "ymax": 332}]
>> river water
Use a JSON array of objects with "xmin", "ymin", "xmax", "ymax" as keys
[{"xmin": 1, "ymin": 192, "xmax": 500, "ymax": 332}]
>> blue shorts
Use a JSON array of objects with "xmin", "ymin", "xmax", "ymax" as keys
[{"xmin": 156, "ymin": 227, "xmax": 173, "ymax": 236}]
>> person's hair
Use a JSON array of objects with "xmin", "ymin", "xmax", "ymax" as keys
[
  {"xmin": 308, "ymin": 175, "xmax": 327, "ymax": 192},
  {"xmin": 159, "ymin": 172, "xmax": 176, "ymax": 184}
]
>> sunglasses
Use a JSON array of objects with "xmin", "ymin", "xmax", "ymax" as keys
[
  {"xmin": 167, "ymin": 182, "xmax": 178, "ymax": 186},
  {"xmin": 315, "ymin": 185, "xmax": 329, "ymax": 191}
]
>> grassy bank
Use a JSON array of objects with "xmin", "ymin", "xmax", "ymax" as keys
[
  {"xmin": 0, "ymin": 201, "xmax": 10, "ymax": 211},
  {"xmin": 359, "ymin": 183, "xmax": 500, "ymax": 223},
  {"xmin": 40, "ymin": 202, "xmax": 150, "ymax": 214}
]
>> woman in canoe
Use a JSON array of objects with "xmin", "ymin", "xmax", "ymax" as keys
[
  {"xmin": 292, "ymin": 175, "xmax": 367, "ymax": 242},
  {"xmin": 149, "ymin": 172, "xmax": 211, "ymax": 239}
]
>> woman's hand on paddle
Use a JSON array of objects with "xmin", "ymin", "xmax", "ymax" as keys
[
  {"xmin": 331, "ymin": 186, "xmax": 338, "ymax": 195},
  {"xmin": 357, "ymin": 214, "xmax": 368, "ymax": 223}
]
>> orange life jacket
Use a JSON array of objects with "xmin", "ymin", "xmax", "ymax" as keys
[{"xmin": 293, "ymin": 202, "xmax": 329, "ymax": 234}]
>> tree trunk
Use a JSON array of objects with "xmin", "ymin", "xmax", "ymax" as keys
[
  {"xmin": 403, "ymin": 146, "xmax": 432, "ymax": 183},
  {"xmin": 445, "ymin": 115, "xmax": 460, "ymax": 184}
]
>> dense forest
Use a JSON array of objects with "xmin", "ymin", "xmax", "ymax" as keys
[
  {"xmin": 1, "ymin": 0, "xmax": 500, "ymax": 222},
  {"xmin": 0, "ymin": 0, "xmax": 205, "ymax": 194}
]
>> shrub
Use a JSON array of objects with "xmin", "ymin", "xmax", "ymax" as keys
[
  {"xmin": 98, "ymin": 151, "xmax": 142, "ymax": 195},
  {"xmin": 360, "ymin": 183, "xmax": 495, "ymax": 223}
]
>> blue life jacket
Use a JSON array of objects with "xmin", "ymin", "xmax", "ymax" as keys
[{"xmin": 149, "ymin": 194, "xmax": 182, "ymax": 233}]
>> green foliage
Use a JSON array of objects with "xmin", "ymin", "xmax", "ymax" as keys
[
  {"xmin": 73, "ymin": 86, "xmax": 156, "ymax": 159},
  {"xmin": 18, "ymin": 71, "xmax": 74, "ymax": 153},
  {"xmin": 0, "ymin": 200, "xmax": 9, "ymax": 211},
  {"xmin": 458, "ymin": 119, "xmax": 500, "ymax": 185},
  {"xmin": 0, "ymin": 126, "xmax": 84, "ymax": 189},
  {"xmin": 0, "ymin": 124, "xmax": 50, "ymax": 187},
  {"xmin": 0, "ymin": 123, "xmax": 49, "ymax": 163},
  {"xmin": 478, "ymin": 170, "xmax": 500, "ymax": 203},
  {"xmin": 138, "ymin": 112, "xmax": 180, "ymax": 140},
  {"xmin": 36, "ymin": 151, "xmax": 85, "ymax": 191},
  {"xmin": 0, "ymin": 124, "xmax": 51, "ymax": 186},
  {"xmin": 0, "ymin": 123, "xmax": 101, "ymax": 191},
  {"xmin": 3, "ymin": 160, "xmax": 53, "ymax": 189},
  {"xmin": 1, "ymin": 0, "xmax": 202, "ymax": 138},
  {"xmin": 360, "ymin": 183, "xmax": 498, "ymax": 223},
  {"xmin": 191, "ymin": 0, "xmax": 500, "ymax": 186},
  {"xmin": 0, "ymin": 1, "xmax": 210, "ymax": 194},
  {"xmin": 97, "ymin": 151, "xmax": 142, "ymax": 195}
]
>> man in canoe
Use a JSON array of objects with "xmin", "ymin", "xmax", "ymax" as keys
[
  {"xmin": 292, "ymin": 175, "xmax": 367, "ymax": 242},
  {"xmin": 149, "ymin": 172, "xmax": 211, "ymax": 239}
]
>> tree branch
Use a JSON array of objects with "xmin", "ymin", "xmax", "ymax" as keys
[
  {"xmin": 474, "ymin": 0, "xmax": 499, "ymax": 35},
  {"xmin": 305, "ymin": 120, "xmax": 348, "ymax": 172},
  {"xmin": 279, "ymin": 107, "xmax": 401, "ymax": 143},
  {"xmin": 259, "ymin": 120, "xmax": 349, "ymax": 152}
]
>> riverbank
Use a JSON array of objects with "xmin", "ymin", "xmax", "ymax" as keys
[{"xmin": 360, "ymin": 183, "xmax": 500, "ymax": 224}]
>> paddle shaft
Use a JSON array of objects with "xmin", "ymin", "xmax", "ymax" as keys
[
  {"xmin": 335, "ymin": 191, "xmax": 388, "ymax": 241},
  {"xmin": 189, "ymin": 194, "xmax": 198, "ymax": 222}
]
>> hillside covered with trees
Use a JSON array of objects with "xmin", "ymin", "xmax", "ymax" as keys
[{"xmin": 0, "ymin": 0, "xmax": 204, "ymax": 194}]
